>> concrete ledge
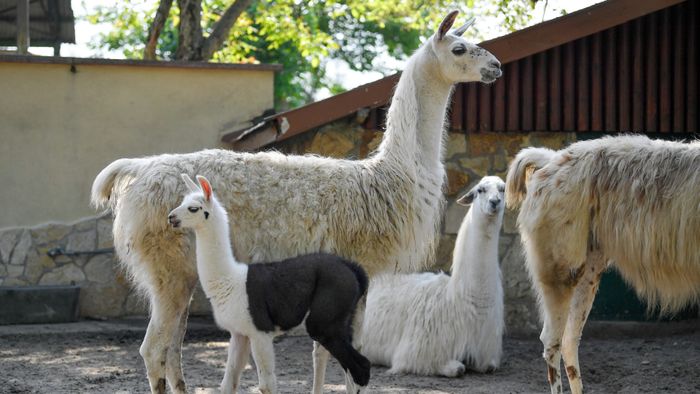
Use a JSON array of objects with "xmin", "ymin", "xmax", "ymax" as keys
[{"xmin": 0, "ymin": 285, "xmax": 79, "ymax": 325}]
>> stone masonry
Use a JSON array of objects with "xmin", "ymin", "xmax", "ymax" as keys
[{"xmin": 0, "ymin": 213, "xmax": 211, "ymax": 319}]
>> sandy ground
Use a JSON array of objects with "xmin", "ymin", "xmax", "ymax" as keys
[{"xmin": 0, "ymin": 318, "xmax": 698, "ymax": 394}]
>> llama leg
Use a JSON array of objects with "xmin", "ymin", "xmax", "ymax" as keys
[
  {"xmin": 538, "ymin": 276, "xmax": 576, "ymax": 394},
  {"xmin": 319, "ymin": 336, "xmax": 371, "ymax": 391},
  {"xmin": 140, "ymin": 302, "xmax": 175, "ymax": 393},
  {"xmin": 165, "ymin": 280, "xmax": 197, "ymax": 394},
  {"xmin": 345, "ymin": 294, "xmax": 369, "ymax": 393},
  {"xmin": 221, "ymin": 333, "xmax": 251, "ymax": 394},
  {"xmin": 140, "ymin": 280, "xmax": 194, "ymax": 394},
  {"xmin": 350, "ymin": 295, "xmax": 366, "ymax": 348},
  {"xmin": 249, "ymin": 335, "xmax": 277, "ymax": 394},
  {"xmin": 312, "ymin": 341, "xmax": 330, "ymax": 394},
  {"xmin": 561, "ymin": 255, "xmax": 605, "ymax": 394}
]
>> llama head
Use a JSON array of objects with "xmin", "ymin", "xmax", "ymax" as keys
[
  {"xmin": 457, "ymin": 176, "xmax": 505, "ymax": 217},
  {"xmin": 430, "ymin": 11, "xmax": 502, "ymax": 84},
  {"xmin": 168, "ymin": 174, "xmax": 221, "ymax": 230}
]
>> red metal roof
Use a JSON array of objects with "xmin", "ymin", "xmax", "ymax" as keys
[{"xmin": 223, "ymin": 0, "xmax": 693, "ymax": 151}]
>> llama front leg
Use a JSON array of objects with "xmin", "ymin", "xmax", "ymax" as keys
[
  {"xmin": 312, "ymin": 341, "xmax": 330, "ymax": 394},
  {"xmin": 221, "ymin": 333, "xmax": 251, "ymax": 394},
  {"xmin": 249, "ymin": 335, "xmax": 277, "ymax": 394},
  {"xmin": 561, "ymin": 255, "xmax": 606, "ymax": 394}
]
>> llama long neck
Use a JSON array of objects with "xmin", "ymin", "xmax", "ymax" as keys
[
  {"xmin": 448, "ymin": 207, "xmax": 502, "ymax": 295},
  {"xmin": 376, "ymin": 44, "xmax": 454, "ymax": 171},
  {"xmin": 193, "ymin": 204, "xmax": 245, "ymax": 296}
]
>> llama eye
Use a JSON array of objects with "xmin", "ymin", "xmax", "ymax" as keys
[
  {"xmin": 452, "ymin": 45, "xmax": 466, "ymax": 56},
  {"xmin": 477, "ymin": 187, "xmax": 485, "ymax": 193},
  {"xmin": 188, "ymin": 207, "xmax": 200, "ymax": 213}
]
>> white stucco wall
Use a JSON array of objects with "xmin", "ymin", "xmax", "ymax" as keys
[{"xmin": 0, "ymin": 57, "xmax": 277, "ymax": 228}]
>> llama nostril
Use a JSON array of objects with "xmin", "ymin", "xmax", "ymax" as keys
[
  {"xmin": 168, "ymin": 214, "xmax": 180, "ymax": 226},
  {"xmin": 489, "ymin": 60, "xmax": 501, "ymax": 69}
]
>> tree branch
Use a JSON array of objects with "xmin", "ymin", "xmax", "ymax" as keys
[
  {"xmin": 200, "ymin": 0, "xmax": 255, "ymax": 60},
  {"xmin": 144, "ymin": 0, "xmax": 174, "ymax": 60}
]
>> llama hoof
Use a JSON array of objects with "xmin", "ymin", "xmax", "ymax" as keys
[{"xmin": 439, "ymin": 360, "xmax": 466, "ymax": 377}]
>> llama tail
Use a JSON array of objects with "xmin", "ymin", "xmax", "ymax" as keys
[
  {"xmin": 343, "ymin": 260, "xmax": 369, "ymax": 296},
  {"xmin": 505, "ymin": 147, "xmax": 556, "ymax": 209},
  {"xmin": 90, "ymin": 158, "xmax": 146, "ymax": 209}
]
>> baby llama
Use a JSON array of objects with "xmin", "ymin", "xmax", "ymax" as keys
[
  {"xmin": 359, "ymin": 176, "xmax": 505, "ymax": 376},
  {"xmin": 168, "ymin": 174, "xmax": 370, "ymax": 394}
]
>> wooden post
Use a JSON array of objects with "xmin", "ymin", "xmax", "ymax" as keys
[{"xmin": 16, "ymin": 0, "xmax": 30, "ymax": 54}]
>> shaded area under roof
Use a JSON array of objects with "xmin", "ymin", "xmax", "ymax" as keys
[{"xmin": 0, "ymin": 0, "xmax": 74, "ymax": 47}]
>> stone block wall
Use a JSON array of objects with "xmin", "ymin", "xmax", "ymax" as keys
[
  {"xmin": 275, "ymin": 117, "xmax": 576, "ymax": 332},
  {"xmin": 0, "ymin": 213, "xmax": 211, "ymax": 319}
]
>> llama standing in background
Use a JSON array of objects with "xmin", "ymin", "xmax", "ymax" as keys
[
  {"xmin": 168, "ymin": 175, "xmax": 369, "ymax": 394},
  {"xmin": 91, "ymin": 10, "xmax": 501, "ymax": 393},
  {"xmin": 359, "ymin": 176, "xmax": 505, "ymax": 377},
  {"xmin": 506, "ymin": 135, "xmax": 700, "ymax": 394}
]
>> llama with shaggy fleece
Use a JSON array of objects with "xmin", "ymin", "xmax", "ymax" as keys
[
  {"xmin": 506, "ymin": 135, "xmax": 700, "ymax": 394},
  {"xmin": 359, "ymin": 176, "xmax": 505, "ymax": 377},
  {"xmin": 91, "ymin": 10, "xmax": 501, "ymax": 393},
  {"xmin": 168, "ymin": 174, "xmax": 369, "ymax": 394}
]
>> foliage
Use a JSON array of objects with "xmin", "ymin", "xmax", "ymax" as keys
[{"xmin": 87, "ymin": 0, "xmax": 538, "ymax": 109}]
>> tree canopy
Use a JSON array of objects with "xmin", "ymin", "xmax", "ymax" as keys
[{"xmin": 88, "ymin": 0, "xmax": 540, "ymax": 109}]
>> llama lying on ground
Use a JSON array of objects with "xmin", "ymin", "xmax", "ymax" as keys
[
  {"xmin": 168, "ymin": 175, "xmax": 370, "ymax": 394},
  {"xmin": 359, "ymin": 176, "xmax": 505, "ymax": 377},
  {"xmin": 91, "ymin": 10, "xmax": 501, "ymax": 393},
  {"xmin": 505, "ymin": 135, "xmax": 700, "ymax": 394}
]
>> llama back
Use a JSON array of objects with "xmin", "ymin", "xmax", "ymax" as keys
[
  {"xmin": 518, "ymin": 135, "xmax": 700, "ymax": 313},
  {"xmin": 92, "ymin": 149, "xmax": 430, "ymax": 277}
]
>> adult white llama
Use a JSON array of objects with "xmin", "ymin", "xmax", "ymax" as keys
[
  {"xmin": 169, "ymin": 175, "xmax": 370, "ymax": 394},
  {"xmin": 505, "ymin": 135, "xmax": 700, "ymax": 394},
  {"xmin": 91, "ymin": 10, "xmax": 502, "ymax": 393},
  {"xmin": 359, "ymin": 176, "xmax": 505, "ymax": 377}
]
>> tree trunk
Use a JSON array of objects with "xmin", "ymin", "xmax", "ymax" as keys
[{"xmin": 176, "ymin": 0, "xmax": 204, "ymax": 60}]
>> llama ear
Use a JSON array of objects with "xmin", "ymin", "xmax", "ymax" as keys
[
  {"xmin": 457, "ymin": 189, "xmax": 475, "ymax": 206},
  {"xmin": 196, "ymin": 175, "xmax": 212, "ymax": 201},
  {"xmin": 181, "ymin": 174, "xmax": 199, "ymax": 193},
  {"xmin": 436, "ymin": 10, "xmax": 459, "ymax": 41},
  {"xmin": 452, "ymin": 17, "xmax": 475, "ymax": 37}
]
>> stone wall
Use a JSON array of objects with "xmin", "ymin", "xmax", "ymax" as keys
[
  {"xmin": 0, "ymin": 214, "xmax": 211, "ymax": 319},
  {"xmin": 274, "ymin": 117, "xmax": 576, "ymax": 332}
]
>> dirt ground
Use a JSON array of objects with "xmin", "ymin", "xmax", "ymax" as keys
[{"xmin": 0, "ymin": 318, "xmax": 698, "ymax": 394}]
